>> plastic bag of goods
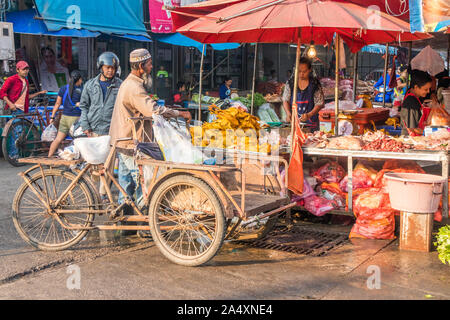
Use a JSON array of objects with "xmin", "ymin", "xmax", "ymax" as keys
[
  {"xmin": 74, "ymin": 135, "xmax": 111, "ymax": 164},
  {"xmin": 374, "ymin": 160, "xmax": 425, "ymax": 190},
  {"xmin": 312, "ymin": 161, "xmax": 346, "ymax": 183},
  {"xmin": 257, "ymin": 103, "xmax": 280, "ymax": 123},
  {"xmin": 304, "ymin": 195, "xmax": 335, "ymax": 216},
  {"xmin": 349, "ymin": 188, "xmax": 396, "ymax": 240},
  {"xmin": 153, "ymin": 115, "xmax": 205, "ymax": 164},
  {"xmin": 339, "ymin": 162, "xmax": 378, "ymax": 192},
  {"xmin": 69, "ymin": 119, "xmax": 86, "ymax": 138},
  {"xmin": 57, "ymin": 145, "xmax": 80, "ymax": 161},
  {"xmin": 41, "ymin": 123, "xmax": 57, "ymax": 142},
  {"xmin": 426, "ymin": 105, "xmax": 450, "ymax": 126}
]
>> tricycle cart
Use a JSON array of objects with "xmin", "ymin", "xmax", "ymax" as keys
[{"xmin": 12, "ymin": 119, "xmax": 295, "ymax": 266}]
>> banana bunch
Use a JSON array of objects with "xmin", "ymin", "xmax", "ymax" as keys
[
  {"xmin": 385, "ymin": 117, "xmax": 400, "ymax": 129},
  {"xmin": 190, "ymin": 105, "xmax": 270, "ymax": 153}
]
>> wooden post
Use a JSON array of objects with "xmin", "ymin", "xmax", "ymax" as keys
[
  {"xmin": 352, "ymin": 51, "xmax": 358, "ymax": 102},
  {"xmin": 198, "ymin": 44, "xmax": 206, "ymax": 121},
  {"xmin": 382, "ymin": 43, "xmax": 389, "ymax": 108},
  {"xmin": 251, "ymin": 44, "xmax": 258, "ymax": 115},
  {"xmin": 334, "ymin": 34, "xmax": 340, "ymax": 136},
  {"xmin": 290, "ymin": 32, "xmax": 301, "ymax": 153}
]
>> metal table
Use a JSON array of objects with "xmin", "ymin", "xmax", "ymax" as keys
[{"xmin": 301, "ymin": 147, "xmax": 449, "ymax": 218}]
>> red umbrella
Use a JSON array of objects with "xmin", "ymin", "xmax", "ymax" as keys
[{"xmin": 172, "ymin": 0, "xmax": 431, "ymax": 52}]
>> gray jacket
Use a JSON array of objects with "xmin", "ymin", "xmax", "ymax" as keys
[{"xmin": 79, "ymin": 74, "xmax": 123, "ymax": 135}]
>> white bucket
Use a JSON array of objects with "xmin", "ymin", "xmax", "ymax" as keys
[{"xmin": 384, "ymin": 172, "xmax": 445, "ymax": 213}]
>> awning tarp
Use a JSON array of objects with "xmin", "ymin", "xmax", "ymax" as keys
[
  {"xmin": 34, "ymin": 0, "xmax": 148, "ymax": 37},
  {"xmin": 6, "ymin": 9, "xmax": 100, "ymax": 37},
  {"xmin": 153, "ymin": 33, "xmax": 240, "ymax": 53},
  {"xmin": 361, "ymin": 44, "xmax": 398, "ymax": 55}
]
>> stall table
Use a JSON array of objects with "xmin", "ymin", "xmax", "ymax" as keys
[{"xmin": 299, "ymin": 147, "xmax": 449, "ymax": 218}]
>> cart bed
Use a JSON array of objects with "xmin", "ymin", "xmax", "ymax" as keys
[
  {"xmin": 232, "ymin": 193, "xmax": 289, "ymax": 217},
  {"xmin": 18, "ymin": 156, "xmax": 82, "ymax": 166}
]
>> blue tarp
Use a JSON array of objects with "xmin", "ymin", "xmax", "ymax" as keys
[
  {"xmin": 6, "ymin": 9, "xmax": 100, "ymax": 37},
  {"xmin": 361, "ymin": 44, "xmax": 398, "ymax": 55},
  {"xmin": 153, "ymin": 33, "xmax": 240, "ymax": 53},
  {"xmin": 34, "ymin": 0, "xmax": 148, "ymax": 37}
]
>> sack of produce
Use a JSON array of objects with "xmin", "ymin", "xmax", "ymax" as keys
[
  {"xmin": 312, "ymin": 161, "xmax": 346, "ymax": 183},
  {"xmin": 304, "ymin": 195, "xmax": 335, "ymax": 216},
  {"xmin": 339, "ymin": 162, "xmax": 378, "ymax": 192},
  {"xmin": 41, "ymin": 123, "xmax": 58, "ymax": 142},
  {"xmin": 349, "ymin": 188, "xmax": 396, "ymax": 240}
]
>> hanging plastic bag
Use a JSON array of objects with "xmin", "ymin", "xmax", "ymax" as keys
[
  {"xmin": 426, "ymin": 104, "xmax": 450, "ymax": 126},
  {"xmin": 41, "ymin": 123, "xmax": 58, "ymax": 142},
  {"xmin": 74, "ymin": 135, "xmax": 111, "ymax": 164},
  {"xmin": 153, "ymin": 115, "xmax": 205, "ymax": 164}
]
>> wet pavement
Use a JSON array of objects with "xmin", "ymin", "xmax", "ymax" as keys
[{"xmin": 0, "ymin": 159, "xmax": 449, "ymax": 300}]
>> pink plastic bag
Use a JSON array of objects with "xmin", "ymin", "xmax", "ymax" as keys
[{"xmin": 304, "ymin": 195, "xmax": 335, "ymax": 216}]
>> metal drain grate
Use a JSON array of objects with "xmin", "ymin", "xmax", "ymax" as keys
[{"xmin": 239, "ymin": 225, "xmax": 349, "ymax": 257}]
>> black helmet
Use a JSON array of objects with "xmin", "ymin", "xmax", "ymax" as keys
[
  {"xmin": 70, "ymin": 70, "xmax": 82, "ymax": 83},
  {"xmin": 97, "ymin": 52, "xmax": 120, "ymax": 71}
]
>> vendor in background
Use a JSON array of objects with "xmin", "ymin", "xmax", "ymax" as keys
[
  {"xmin": 219, "ymin": 76, "xmax": 232, "ymax": 100},
  {"xmin": 48, "ymin": 70, "xmax": 84, "ymax": 157},
  {"xmin": 400, "ymin": 69, "xmax": 433, "ymax": 136},
  {"xmin": 268, "ymin": 69, "xmax": 278, "ymax": 83},
  {"xmin": 281, "ymin": 57, "xmax": 324, "ymax": 131},
  {"xmin": 392, "ymin": 65, "xmax": 408, "ymax": 109},
  {"xmin": 171, "ymin": 81, "xmax": 189, "ymax": 106}
]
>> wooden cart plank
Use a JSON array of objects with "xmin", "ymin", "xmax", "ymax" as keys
[
  {"xmin": 136, "ymin": 158, "xmax": 239, "ymax": 172},
  {"xmin": 17, "ymin": 157, "xmax": 82, "ymax": 166}
]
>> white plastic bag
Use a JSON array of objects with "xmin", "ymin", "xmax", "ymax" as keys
[
  {"xmin": 74, "ymin": 135, "xmax": 111, "ymax": 164},
  {"xmin": 41, "ymin": 123, "xmax": 57, "ymax": 142},
  {"xmin": 58, "ymin": 145, "xmax": 80, "ymax": 161},
  {"xmin": 153, "ymin": 115, "xmax": 204, "ymax": 164}
]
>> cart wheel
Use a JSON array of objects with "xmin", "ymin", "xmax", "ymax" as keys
[
  {"xmin": 2, "ymin": 119, "xmax": 40, "ymax": 166},
  {"xmin": 12, "ymin": 169, "xmax": 95, "ymax": 251},
  {"xmin": 148, "ymin": 175, "xmax": 226, "ymax": 267}
]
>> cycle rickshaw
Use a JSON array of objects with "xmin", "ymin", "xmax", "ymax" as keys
[{"xmin": 12, "ymin": 117, "xmax": 295, "ymax": 266}]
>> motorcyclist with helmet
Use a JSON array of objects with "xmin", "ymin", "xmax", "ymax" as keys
[
  {"xmin": 79, "ymin": 52, "xmax": 122, "ymax": 200},
  {"xmin": 79, "ymin": 52, "xmax": 123, "ymax": 137}
]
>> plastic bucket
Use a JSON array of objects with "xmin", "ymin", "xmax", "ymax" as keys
[{"xmin": 384, "ymin": 172, "xmax": 445, "ymax": 213}]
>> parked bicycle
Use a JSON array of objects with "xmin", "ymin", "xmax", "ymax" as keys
[{"xmin": 1, "ymin": 93, "xmax": 65, "ymax": 166}]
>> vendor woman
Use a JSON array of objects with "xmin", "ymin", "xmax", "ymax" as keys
[
  {"xmin": 282, "ymin": 57, "xmax": 324, "ymax": 131},
  {"xmin": 400, "ymin": 69, "xmax": 433, "ymax": 135}
]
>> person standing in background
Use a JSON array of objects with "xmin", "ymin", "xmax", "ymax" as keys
[{"xmin": 0, "ymin": 61, "xmax": 47, "ymax": 115}]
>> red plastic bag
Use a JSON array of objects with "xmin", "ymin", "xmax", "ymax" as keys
[
  {"xmin": 340, "ymin": 164, "xmax": 377, "ymax": 192},
  {"xmin": 304, "ymin": 195, "xmax": 335, "ymax": 217},
  {"xmin": 382, "ymin": 160, "xmax": 425, "ymax": 172},
  {"xmin": 349, "ymin": 188, "xmax": 396, "ymax": 240},
  {"xmin": 311, "ymin": 161, "xmax": 346, "ymax": 183}
]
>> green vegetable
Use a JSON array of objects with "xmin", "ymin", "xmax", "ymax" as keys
[
  {"xmin": 246, "ymin": 93, "xmax": 266, "ymax": 108},
  {"xmin": 434, "ymin": 225, "xmax": 450, "ymax": 265}
]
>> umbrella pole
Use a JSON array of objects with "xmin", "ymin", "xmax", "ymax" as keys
[
  {"xmin": 352, "ymin": 51, "xmax": 358, "ymax": 102},
  {"xmin": 334, "ymin": 34, "xmax": 340, "ymax": 136},
  {"xmin": 198, "ymin": 44, "xmax": 206, "ymax": 121},
  {"xmin": 290, "ymin": 36, "xmax": 301, "ymax": 153},
  {"xmin": 251, "ymin": 44, "xmax": 258, "ymax": 115},
  {"xmin": 382, "ymin": 43, "xmax": 389, "ymax": 108}
]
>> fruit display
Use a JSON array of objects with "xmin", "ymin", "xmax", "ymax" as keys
[{"xmin": 190, "ymin": 105, "xmax": 271, "ymax": 153}]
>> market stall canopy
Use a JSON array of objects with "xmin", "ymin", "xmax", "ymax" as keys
[
  {"xmin": 34, "ymin": 0, "xmax": 149, "ymax": 38},
  {"xmin": 152, "ymin": 32, "xmax": 239, "ymax": 53},
  {"xmin": 6, "ymin": 9, "xmax": 100, "ymax": 37},
  {"xmin": 410, "ymin": 45, "xmax": 445, "ymax": 76},
  {"xmin": 361, "ymin": 44, "xmax": 398, "ymax": 55},
  {"xmin": 171, "ymin": 0, "xmax": 431, "ymax": 52}
]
